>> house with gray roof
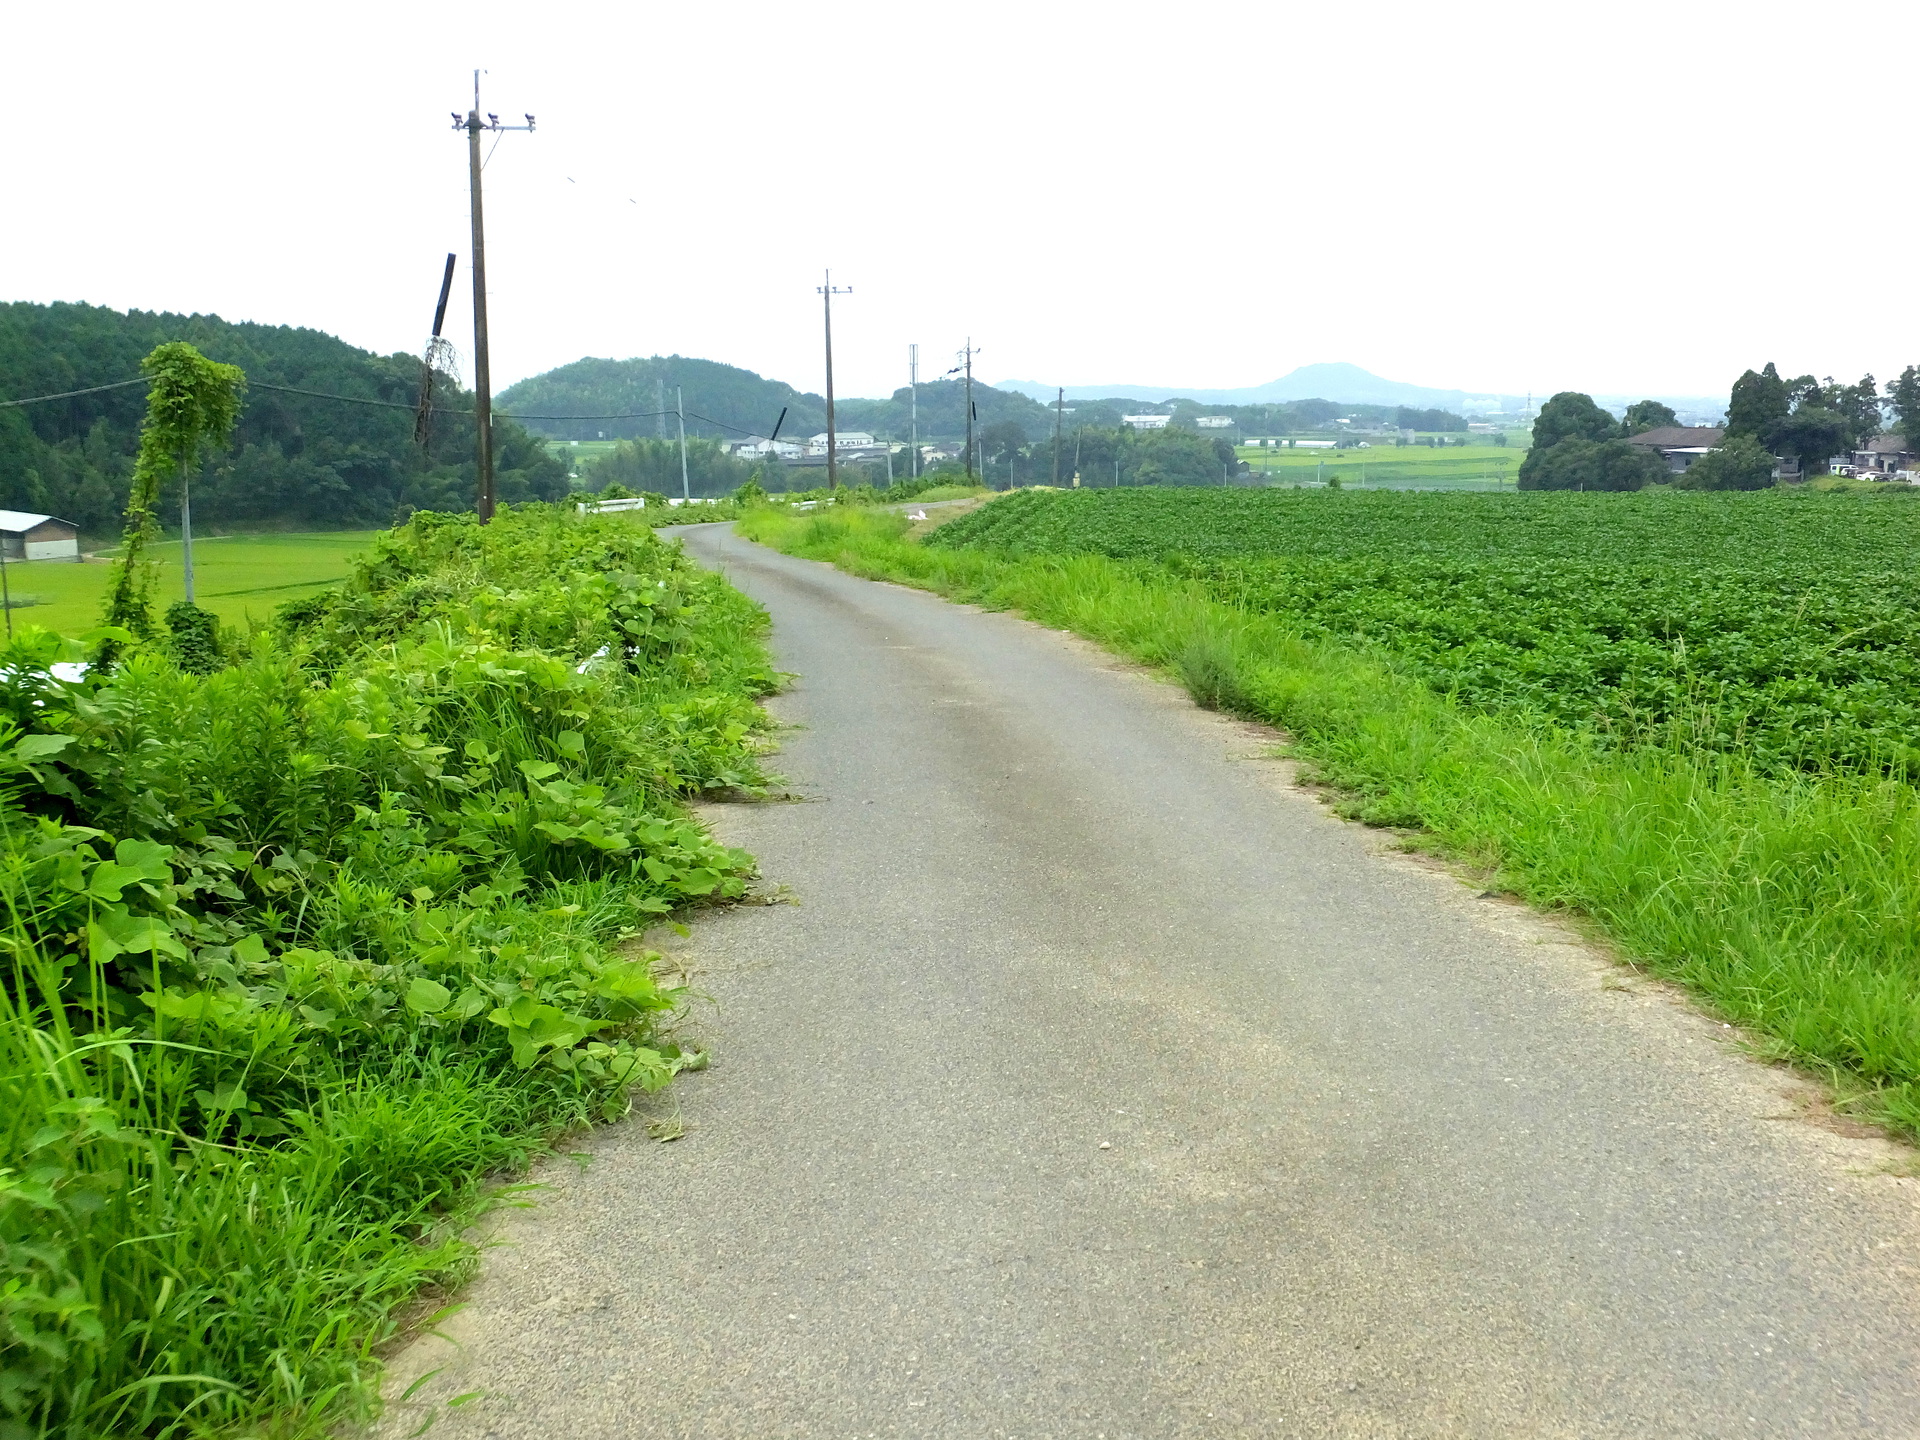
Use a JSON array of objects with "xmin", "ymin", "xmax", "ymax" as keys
[{"xmin": 1622, "ymin": 425, "xmax": 1727, "ymax": 475}]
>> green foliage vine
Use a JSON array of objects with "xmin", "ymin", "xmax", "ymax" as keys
[{"xmin": 99, "ymin": 343, "xmax": 245, "ymax": 648}]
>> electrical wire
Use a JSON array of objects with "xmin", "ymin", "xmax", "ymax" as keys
[
  {"xmin": 0, "ymin": 376, "xmax": 764, "ymax": 433},
  {"xmin": 0, "ymin": 376, "xmax": 149, "ymax": 409},
  {"xmin": 496, "ymin": 409, "xmax": 673, "ymax": 421},
  {"xmin": 252, "ymin": 381, "xmax": 418, "ymax": 410}
]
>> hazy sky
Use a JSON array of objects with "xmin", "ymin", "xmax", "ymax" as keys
[{"xmin": 7, "ymin": 1, "xmax": 1911, "ymax": 404}]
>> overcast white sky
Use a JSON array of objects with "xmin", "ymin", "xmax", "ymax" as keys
[{"xmin": 6, "ymin": 1, "xmax": 1911, "ymax": 404}]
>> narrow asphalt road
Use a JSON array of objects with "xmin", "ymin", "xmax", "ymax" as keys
[{"xmin": 377, "ymin": 522, "xmax": 1920, "ymax": 1439}]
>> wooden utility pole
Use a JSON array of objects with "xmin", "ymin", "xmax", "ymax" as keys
[
  {"xmin": 909, "ymin": 343, "xmax": 918, "ymax": 479},
  {"xmin": 1053, "ymin": 386, "xmax": 1064, "ymax": 487},
  {"xmin": 818, "ymin": 270, "xmax": 851, "ymax": 489},
  {"xmin": 454, "ymin": 74, "xmax": 533, "ymax": 523},
  {"xmin": 959, "ymin": 339, "xmax": 979, "ymax": 482}
]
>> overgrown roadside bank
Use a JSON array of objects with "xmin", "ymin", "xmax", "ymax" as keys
[
  {"xmin": 737, "ymin": 499, "xmax": 1920, "ymax": 1142},
  {"xmin": 2, "ymin": 506, "xmax": 776, "ymax": 1438}
]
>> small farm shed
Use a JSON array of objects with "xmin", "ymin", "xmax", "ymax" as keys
[
  {"xmin": 1623, "ymin": 425, "xmax": 1727, "ymax": 475},
  {"xmin": 0, "ymin": 510, "xmax": 80, "ymax": 561}
]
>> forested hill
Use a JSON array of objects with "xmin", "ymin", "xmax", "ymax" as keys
[
  {"xmin": 498, "ymin": 353, "xmax": 1055, "ymax": 443},
  {"xmin": 497, "ymin": 356, "xmax": 828, "ymax": 443},
  {"xmin": 0, "ymin": 301, "xmax": 566, "ymax": 536},
  {"xmin": 835, "ymin": 380, "xmax": 1053, "ymax": 440}
]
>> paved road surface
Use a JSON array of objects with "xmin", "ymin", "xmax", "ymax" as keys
[{"xmin": 377, "ymin": 522, "xmax": 1920, "ymax": 1439}]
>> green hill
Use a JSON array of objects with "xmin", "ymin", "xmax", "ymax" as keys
[
  {"xmin": 496, "ymin": 356, "xmax": 827, "ymax": 444},
  {"xmin": 835, "ymin": 380, "xmax": 1054, "ymax": 442},
  {"xmin": 0, "ymin": 301, "xmax": 566, "ymax": 536},
  {"xmin": 497, "ymin": 354, "xmax": 1055, "ymax": 446}
]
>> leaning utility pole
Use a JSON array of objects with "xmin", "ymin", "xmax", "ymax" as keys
[
  {"xmin": 453, "ymin": 73, "xmax": 533, "ymax": 523},
  {"xmin": 818, "ymin": 270, "xmax": 851, "ymax": 489},
  {"xmin": 414, "ymin": 252, "xmax": 459, "ymax": 449},
  {"xmin": 1053, "ymin": 386, "xmax": 1064, "ymax": 487},
  {"xmin": 908, "ymin": 343, "xmax": 919, "ymax": 479}
]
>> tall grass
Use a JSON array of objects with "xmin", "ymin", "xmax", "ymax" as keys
[
  {"xmin": 1, "ymin": 505, "xmax": 777, "ymax": 1437},
  {"xmin": 739, "ymin": 506, "xmax": 1920, "ymax": 1136}
]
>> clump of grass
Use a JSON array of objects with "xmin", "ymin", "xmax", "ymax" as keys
[{"xmin": 738, "ymin": 504, "xmax": 1920, "ymax": 1138}]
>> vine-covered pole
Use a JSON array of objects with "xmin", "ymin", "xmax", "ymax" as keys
[{"xmin": 99, "ymin": 342, "xmax": 244, "ymax": 662}]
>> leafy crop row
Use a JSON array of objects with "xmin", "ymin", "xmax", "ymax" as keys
[
  {"xmin": 1, "ymin": 506, "xmax": 776, "ymax": 1437},
  {"xmin": 933, "ymin": 488, "xmax": 1920, "ymax": 774}
]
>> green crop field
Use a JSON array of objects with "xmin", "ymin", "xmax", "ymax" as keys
[
  {"xmin": 931, "ymin": 487, "xmax": 1920, "ymax": 775},
  {"xmin": 1230, "ymin": 440, "xmax": 1522, "ymax": 490},
  {"xmin": 745, "ymin": 489, "xmax": 1920, "ymax": 1139},
  {"xmin": 5, "ymin": 532, "xmax": 374, "ymax": 636},
  {"xmin": 548, "ymin": 438, "xmax": 624, "ymax": 472}
]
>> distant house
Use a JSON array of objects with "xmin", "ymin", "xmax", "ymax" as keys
[
  {"xmin": 1122, "ymin": 415, "xmax": 1171, "ymax": 430},
  {"xmin": 1852, "ymin": 433, "xmax": 1916, "ymax": 477},
  {"xmin": 732, "ymin": 438, "xmax": 804, "ymax": 460},
  {"xmin": 804, "ymin": 431, "xmax": 878, "ymax": 457},
  {"xmin": 1194, "ymin": 416, "xmax": 1234, "ymax": 429},
  {"xmin": 1623, "ymin": 425, "xmax": 1726, "ymax": 475},
  {"xmin": 0, "ymin": 511, "xmax": 80, "ymax": 561}
]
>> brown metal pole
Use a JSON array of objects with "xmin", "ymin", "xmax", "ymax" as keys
[{"xmin": 467, "ymin": 94, "xmax": 494, "ymax": 522}]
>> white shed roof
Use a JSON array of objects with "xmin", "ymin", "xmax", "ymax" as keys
[{"xmin": 0, "ymin": 511, "xmax": 72, "ymax": 534}]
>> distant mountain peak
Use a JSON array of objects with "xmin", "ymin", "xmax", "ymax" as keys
[{"xmin": 996, "ymin": 363, "xmax": 1514, "ymax": 410}]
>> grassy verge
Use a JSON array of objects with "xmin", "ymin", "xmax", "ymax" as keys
[
  {"xmin": 2, "ymin": 506, "xmax": 777, "ymax": 1437},
  {"xmin": 738, "ymin": 503, "xmax": 1920, "ymax": 1139}
]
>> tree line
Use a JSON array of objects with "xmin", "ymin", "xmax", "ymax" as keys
[
  {"xmin": 0, "ymin": 301, "xmax": 567, "ymax": 535},
  {"xmin": 1520, "ymin": 365, "xmax": 1920, "ymax": 492}
]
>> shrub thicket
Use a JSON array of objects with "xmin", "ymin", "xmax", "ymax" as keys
[{"xmin": 0, "ymin": 504, "xmax": 775, "ymax": 1437}]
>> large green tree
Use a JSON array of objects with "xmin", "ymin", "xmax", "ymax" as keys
[
  {"xmin": 1519, "ymin": 392, "xmax": 1622, "ymax": 488},
  {"xmin": 1623, "ymin": 399, "xmax": 1678, "ymax": 434},
  {"xmin": 1888, "ymin": 366, "xmax": 1920, "ymax": 450},
  {"xmin": 1824, "ymin": 374, "xmax": 1881, "ymax": 445},
  {"xmin": 1518, "ymin": 436, "xmax": 1665, "ymax": 491},
  {"xmin": 1725, "ymin": 363, "xmax": 1790, "ymax": 442},
  {"xmin": 1530, "ymin": 392, "xmax": 1619, "ymax": 450},
  {"xmin": 1672, "ymin": 435, "xmax": 1776, "ymax": 491},
  {"xmin": 1769, "ymin": 407, "xmax": 1855, "ymax": 476}
]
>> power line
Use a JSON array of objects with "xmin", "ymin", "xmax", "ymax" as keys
[
  {"xmin": 253, "ymin": 381, "xmax": 418, "ymax": 410},
  {"xmin": 0, "ymin": 376, "xmax": 149, "ymax": 409}
]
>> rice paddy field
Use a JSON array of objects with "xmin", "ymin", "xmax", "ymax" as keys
[
  {"xmin": 1231, "ymin": 440, "xmax": 1521, "ymax": 489},
  {"xmin": 3, "ymin": 531, "xmax": 375, "ymax": 635}
]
